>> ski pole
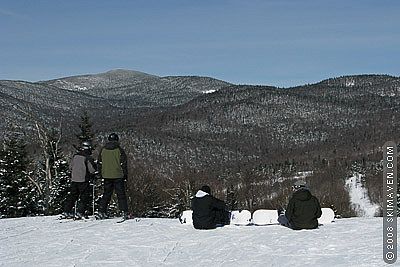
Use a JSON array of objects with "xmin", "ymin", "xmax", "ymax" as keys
[{"xmin": 92, "ymin": 180, "xmax": 95, "ymax": 215}]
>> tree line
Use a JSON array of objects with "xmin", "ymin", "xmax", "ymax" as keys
[{"xmin": 1, "ymin": 109, "xmax": 398, "ymax": 219}]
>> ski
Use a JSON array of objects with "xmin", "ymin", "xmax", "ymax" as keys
[
  {"xmin": 60, "ymin": 218, "xmax": 95, "ymax": 223},
  {"xmin": 58, "ymin": 215, "xmax": 95, "ymax": 223},
  {"xmin": 58, "ymin": 218, "xmax": 75, "ymax": 223},
  {"xmin": 116, "ymin": 217, "xmax": 141, "ymax": 224},
  {"xmin": 58, "ymin": 213, "xmax": 74, "ymax": 220}
]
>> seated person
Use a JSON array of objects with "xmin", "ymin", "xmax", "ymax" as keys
[
  {"xmin": 191, "ymin": 185, "xmax": 230, "ymax": 229},
  {"xmin": 278, "ymin": 180, "xmax": 322, "ymax": 230}
]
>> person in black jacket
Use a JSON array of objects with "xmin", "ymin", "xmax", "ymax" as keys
[
  {"xmin": 191, "ymin": 185, "xmax": 230, "ymax": 230},
  {"xmin": 278, "ymin": 180, "xmax": 322, "ymax": 230}
]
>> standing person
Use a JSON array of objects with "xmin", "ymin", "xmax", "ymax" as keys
[
  {"xmin": 96, "ymin": 133, "xmax": 129, "ymax": 220},
  {"xmin": 61, "ymin": 141, "xmax": 97, "ymax": 220},
  {"xmin": 191, "ymin": 185, "xmax": 230, "ymax": 230},
  {"xmin": 278, "ymin": 180, "xmax": 322, "ymax": 230}
]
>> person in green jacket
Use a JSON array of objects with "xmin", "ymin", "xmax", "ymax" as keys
[
  {"xmin": 278, "ymin": 180, "xmax": 322, "ymax": 230},
  {"xmin": 96, "ymin": 133, "xmax": 129, "ymax": 219}
]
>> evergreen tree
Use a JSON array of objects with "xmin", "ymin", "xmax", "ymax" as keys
[
  {"xmin": 0, "ymin": 135, "xmax": 36, "ymax": 218},
  {"xmin": 76, "ymin": 110, "xmax": 95, "ymax": 146}
]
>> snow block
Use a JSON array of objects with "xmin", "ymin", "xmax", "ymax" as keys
[
  {"xmin": 230, "ymin": 210, "xmax": 252, "ymax": 225},
  {"xmin": 252, "ymin": 209, "xmax": 279, "ymax": 225}
]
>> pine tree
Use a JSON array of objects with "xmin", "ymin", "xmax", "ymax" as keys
[
  {"xmin": 0, "ymin": 135, "xmax": 36, "ymax": 218},
  {"xmin": 76, "ymin": 110, "xmax": 95, "ymax": 147}
]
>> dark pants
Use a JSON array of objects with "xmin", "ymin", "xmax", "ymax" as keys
[
  {"xmin": 64, "ymin": 182, "xmax": 91, "ymax": 214},
  {"xmin": 194, "ymin": 210, "xmax": 230, "ymax": 230},
  {"xmin": 214, "ymin": 209, "xmax": 231, "ymax": 226},
  {"xmin": 278, "ymin": 214, "xmax": 293, "ymax": 229},
  {"xmin": 99, "ymin": 178, "xmax": 128, "ymax": 213}
]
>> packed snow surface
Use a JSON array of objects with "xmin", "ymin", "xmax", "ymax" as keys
[{"xmin": 0, "ymin": 216, "xmax": 394, "ymax": 266}]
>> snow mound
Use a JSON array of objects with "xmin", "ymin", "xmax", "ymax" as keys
[{"xmin": 0, "ymin": 216, "xmax": 392, "ymax": 266}]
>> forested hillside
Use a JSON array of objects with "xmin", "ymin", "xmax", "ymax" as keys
[{"xmin": 1, "ymin": 71, "xmax": 399, "ymax": 218}]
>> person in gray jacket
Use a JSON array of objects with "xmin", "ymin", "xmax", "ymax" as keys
[{"xmin": 61, "ymin": 141, "xmax": 97, "ymax": 219}]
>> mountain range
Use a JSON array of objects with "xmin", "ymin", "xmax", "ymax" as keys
[
  {"xmin": 0, "ymin": 69, "xmax": 230, "ymax": 133},
  {"xmin": 1, "ymin": 69, "xmax": 399, "ymax": 215},
  {"xmin": 1, "ymin": 70, "xmax": 399, "ymax": 167}
]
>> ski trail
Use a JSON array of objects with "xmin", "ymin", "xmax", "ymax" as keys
[{"xmin": 345, "ymin": 173, "xmax": 379, "ymax": 217}]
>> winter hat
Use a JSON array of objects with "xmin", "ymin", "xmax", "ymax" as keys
[
  {"xmin": 201, "ymin": 185, "xmax": 211, "ymax": 194},
  {"xmin": 81, "ymin": 141, "xmax": 92, "ymax": 151},
  {"xmin": 108, "ymin": 133, "xmax": 119, "ymax": 142},
  {"xmin": 294, "ymin": 180, "xmax": 307, "ymax": 189}
]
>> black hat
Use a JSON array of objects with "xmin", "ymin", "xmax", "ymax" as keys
[
  {"xmin": 201, "ymin": 185, "xmax": 211, "ymax": 194},
  {"xmin": 293, "ymin": 180, "xmax": 308, "ymax": 190},
  {"xmin": 108, "ymin": 133, "xmax": 119, "ymax": 141},
  {"xmin": 80, "ymin": 141, "xmax": 92, "ymax": 151}
]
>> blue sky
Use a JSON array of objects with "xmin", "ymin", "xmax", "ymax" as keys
[{"xmin": 1, "ymin": 0, "xmax": 399, "ymax": 87}]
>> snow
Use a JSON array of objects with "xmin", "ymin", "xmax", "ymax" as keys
[
  {"xmin": 275, "ymin": 171, "xmax": 313, "ymax": 183},
  {"xmin": 292, "ymin": 171, "xmax": 313, "ymax": 180},
  {"xmin": 55, "ymin": 80, "xmax": 89, "ymax": 91},
  {"xmin": 345, "ymin": 80, "xmax": 355, "ymax": 87},
  {"xmin": 345, "ymin": 173, "xmax": 380, "ymax": 217},
  {"xmin": 73, "ymin": 85, "xmax": 88, "ymax": 91},
  {"xmin": 0, "ymin": 216, "xmax": 394, "ymax": 266},
  {"xmin": 203, "ymin": 89, "xmax": 216, "ymax": 94}
]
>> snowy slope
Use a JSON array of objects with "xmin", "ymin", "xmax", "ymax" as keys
[
  {"xmin": 0, "ymin": 216, "xmax": 394, "ymax": 267},
  {"xmin": 346, "ymin": 173, "xmax": 380, "ymax": 217}
]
